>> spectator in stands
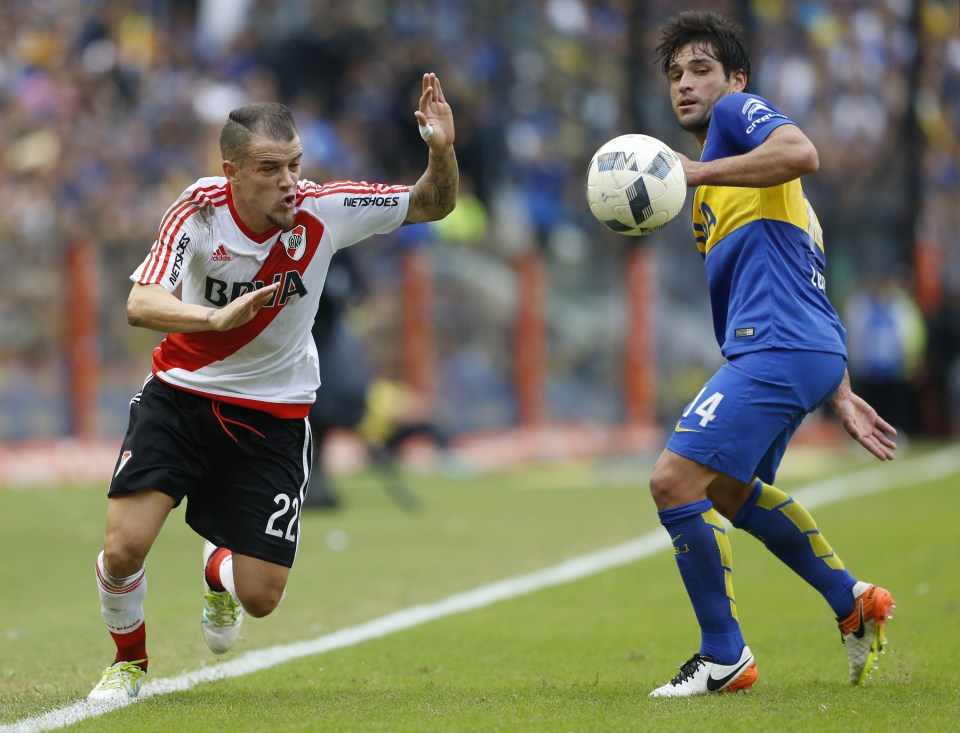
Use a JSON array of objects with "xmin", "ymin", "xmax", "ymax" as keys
[{"xmin": 1, "ymin": 2, "xmax": 957, "ymax": 443}]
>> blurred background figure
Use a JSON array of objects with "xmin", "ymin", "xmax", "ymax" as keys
[
  {"xmin": 923, "ymin": 292, "xmax": 960, "ymax": 438},
  {"xmin": 304, "ymin": 249, "xmax": 454, "ymax": 511},
  {"xmin": 844, "ymin": 268, "xmax": 927, "ymax": 437},
  {"xmin": 357, "ymin": 376, "xmax": 454, "ymax": 470},
  {"xmin": 305, "ymin": 250, "xmax": 374, "ymax": 509}
]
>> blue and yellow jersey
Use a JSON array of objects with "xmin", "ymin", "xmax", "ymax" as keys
[{"xmin": 692, "ymin": 92, "xmax": 846, "ymax": 359}]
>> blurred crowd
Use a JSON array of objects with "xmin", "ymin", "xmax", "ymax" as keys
[{"xmin": 0, "ymin": 0, "xmax": 957, "ymax": 440}]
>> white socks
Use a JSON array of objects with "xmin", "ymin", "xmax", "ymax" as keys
[{"xmin": 95, "ymin": 550, "xmax": 146, "ymax": 635}]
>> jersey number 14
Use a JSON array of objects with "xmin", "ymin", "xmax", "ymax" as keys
[{"xmin": 683, "ymin": 388, "xmax": 725, "ymax": 428}]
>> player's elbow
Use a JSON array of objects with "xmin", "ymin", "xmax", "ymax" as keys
[
  {"xmin": 126, "ymin": 284, "xmax": 152, "ymax": 327},
  {"xmin": 438, "ymin": 198, "xmax": 457, "ymax": 220},
  {"xmin": 771, "ymin": 126, "xmax": 819, "ymax": 178},
  {"xmin": 425, "ymin": 183, "xmax": 458, "ymax": 222},
  {"xmin": 406, "ymin": 192, "xmax": 457, "ymax": 224},
  {"xmin": 794, "ymin": 139, "xmax": 819, "ymax": 176},
  {"xmin": 799, "ymin": 146, "xmax": 819, "ymax": 175},
  {"xmin": 782, "ymin": 149, "xmax": 818, "ymax": 182},
  {"xmin": 126, "ymin": 297, "xmax": 142, "ymax": 326}
]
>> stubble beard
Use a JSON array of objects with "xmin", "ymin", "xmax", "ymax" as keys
[
  {"xmin": 267, "ymin": 211, "xmax": 296, "ymax": 231},
  {"xmin": 677, "ymin": 108, "xmax": 711, "ymax": 138}
]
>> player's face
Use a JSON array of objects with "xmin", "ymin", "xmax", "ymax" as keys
[
  {"xmin": 225, "ymin": 135, "xmax": 303, "ymax": 233},
  {"xmin": 667, "ymin": 43, "xmax": 746, "ymax": 142}
]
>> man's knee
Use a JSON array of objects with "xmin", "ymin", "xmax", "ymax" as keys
[
  {"xmin": 649, "ymin": 461, "xmax": 675, "ymax": 508},
  {"xmin": 102, "ymin": 534, "xmax": 149, "ymax": 578},
  {"xmin": 101, "ymin": 490, "xmax": 174, "ymax": 577},
  {"xmin": 649, "ymin": 450, "xmax": 714, "ymax": 510}
]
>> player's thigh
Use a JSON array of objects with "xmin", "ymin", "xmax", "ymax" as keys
[
  {"xmin": 105, "ymin": 377, "xmax": 210, "ymax": 573},
  {"xmin": 666, "ymin": 350, "xmax": 845, "ymax": 484},
  {"xmin": 103, "ymin": 490, "xmax": 177, "ymax": 574},
  {"xmin": 751, "ymin": 350, "xmax": 847, "ymax": 483},
  {"xmin": 187, "ymin": 409, "xmax": 311, "ymax": 568},
  {"xmin": 110, "ymin": 376, "xmax": 213, "ymax": 504}
]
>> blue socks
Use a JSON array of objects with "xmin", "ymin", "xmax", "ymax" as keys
[
  {"xmin": 659, "ymin": 499, "xmax": 745, "ymax": 664},
  {"xmin": 659, "ymin": 483, "xmax": 859, "ymax": 663},
  {"xmin": 732, "ymin": 481, "xmax": 857, "ymax": 618}
]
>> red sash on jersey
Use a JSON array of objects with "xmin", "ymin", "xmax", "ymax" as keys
[{"xmin": 152, "ymin": 211, "xmax": 325, "ymax": 411}]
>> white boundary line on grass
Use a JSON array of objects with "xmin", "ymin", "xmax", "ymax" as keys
[{"xmin": 5, "ymin": 446, "xmax": 959, "ymax": 732}]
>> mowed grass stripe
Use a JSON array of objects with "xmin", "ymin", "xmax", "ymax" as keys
[{"xmin": 5, "ymin": 446, "xmax": 957, "ymax": 733}]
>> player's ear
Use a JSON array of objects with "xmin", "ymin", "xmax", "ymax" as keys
[
  {"xmin": 730, "ymin": 69, "xmax": 747, "ymax": 92},
  {"xmin": 222, "ymin": 159, "xmax": 239, "ymax": 182}
]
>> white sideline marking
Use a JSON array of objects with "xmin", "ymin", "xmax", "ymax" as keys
[{"xmin": 5, "ymin": 446, "xmax": 958, "ymax": 732}]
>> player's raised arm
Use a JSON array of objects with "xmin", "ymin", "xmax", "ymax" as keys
[{"xmin": 405, "ymin": 73, "xmax": 458, "ymax": 224}]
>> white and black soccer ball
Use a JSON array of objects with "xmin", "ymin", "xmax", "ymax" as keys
[{"xmin": 585, "ymin": 134, "xmax": 687, "ymax": 236}]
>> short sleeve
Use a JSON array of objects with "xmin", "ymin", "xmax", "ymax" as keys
[{"xmin": 704, "ymin": 93, "xmax": 795, "ymax": 160}]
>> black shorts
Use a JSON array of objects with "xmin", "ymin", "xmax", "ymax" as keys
[{"xmin": 110, "ymin": 376, "xmax": 312, "ymax": 568}]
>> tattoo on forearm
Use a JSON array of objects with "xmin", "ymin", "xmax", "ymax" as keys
[{"xmin": 415, "ymin": 150, "xmax": 459, "ymax": 217}]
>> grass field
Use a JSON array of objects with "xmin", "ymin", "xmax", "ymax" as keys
[{"xmin": 1, "ymin": 443, "xmax": 959, "ymax": 732}]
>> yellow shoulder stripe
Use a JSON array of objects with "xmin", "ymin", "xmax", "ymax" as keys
[{"xmin": 692, "ymin": 179, "xmax": 824, "ymax": 255}]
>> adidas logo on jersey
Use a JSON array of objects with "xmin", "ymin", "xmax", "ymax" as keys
[{"xmin": 212, "ymin": 245, "xmax": 231, "ymax": 262}]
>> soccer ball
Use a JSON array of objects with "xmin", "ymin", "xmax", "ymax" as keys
[{"xmin": 585, "ymin": 134, "xmax": 687, "ymax": 236}]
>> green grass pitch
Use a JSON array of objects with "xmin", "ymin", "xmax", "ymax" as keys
[{"xmin": 1, "ymin": 444, "xmax": 958, "ymax": 731}]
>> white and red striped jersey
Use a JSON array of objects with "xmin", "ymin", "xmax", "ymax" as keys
[{"xmin": 131, "ymin": 176, "xmax": 410, "ymax": 418}]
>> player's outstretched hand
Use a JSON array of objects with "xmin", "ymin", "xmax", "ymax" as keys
[
  {"xmin": 414, "ymin": 73, "xmax": 454, "ymax": 149},
  {"xmin": 830, "ymin": 388, "xmax": 898, "ymax": 461},
  {"xmin": 208, "ymin": 282, "xmax": 280, "ymax": 331}
]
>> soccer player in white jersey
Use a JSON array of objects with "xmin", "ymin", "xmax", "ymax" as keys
[
  {"xmin": 88, "ymin": 73, "xmax": 457, "ymax": 702},
  {"xmin": 644, "ymin": 12, "xmax": 898, "ymax": 697}
]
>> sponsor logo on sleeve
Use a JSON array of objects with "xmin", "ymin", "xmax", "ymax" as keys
[
  {"xmin": 168, "ymin": 233, "xmax": 190, "ymax": 286},
  {"xmin": 343, "ymin": 195, "xmax": 400, "ymax": 208},
  {"xmin": 741, "ymin": 97, "xmax": 786, "ymax": 134}
]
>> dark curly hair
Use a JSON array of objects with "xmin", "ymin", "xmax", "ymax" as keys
[{"xmin": 655, "ymin": 10, "xmax": 751, "ymax": 84}]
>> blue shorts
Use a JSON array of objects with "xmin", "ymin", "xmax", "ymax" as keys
[{"xmin": 666, "ymin": 350, "xmax": 846, "ymax": 484}]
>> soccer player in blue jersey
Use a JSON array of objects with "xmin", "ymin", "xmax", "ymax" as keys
[{"xmin": 646, "ymin": 10, "xmax": 899, "ymax": 698}]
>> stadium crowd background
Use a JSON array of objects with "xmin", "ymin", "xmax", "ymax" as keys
[{"xmin": 0, "ymin": 0, "xmax": 957, "ymax": 445}]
